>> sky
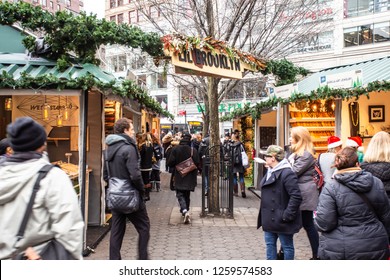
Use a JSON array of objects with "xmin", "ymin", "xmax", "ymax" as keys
[{"xmin": 83, "ymin": 0, "xmax": 105, "ymax": 19}]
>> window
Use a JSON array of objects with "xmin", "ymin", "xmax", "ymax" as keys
[
  {"xmin": 225, "ymin": 82, "xmax": 244, "ymax": 100},
  {"xmin": 180, "ymin": 86, "xmax": 196, "ymax": 104},
  {"xmin": 66, "ymin": 0, "xmax": 71, "ymax": 6},
  {"xmin": 41, "ymin": 0, "xmax": 47, "ymax": 6},
  {"xmin": 130, "ymin": 55, "xmax": 146, "ymax": 69},
  {"xmin": 345, "ymin": 0, "xmax": 389, "ymax": 17},
  {"xmin": 374, "ymin": 22, "xmax": 390, "ymax": 43},
  {"xmin": 57, "ymin": 4, "xmax": 60, "ymax": 11},
  {"xmin": 137, "ymin": 75, "xmax": 147, "ymax": 87},
  {"xmin": 129, "ymin": 10, "xmax": 137, "ymax": 23},
  {"xmin": 110, "ymin": 0, "xmax": 116, "ymax": 8},
  {"xmin": 110, "ymin": 15, "xmax": 116, "ymax": 22},
  {"xmin": 344, "ymin": 27, "xmax": 359, "ymax": 47},
  {"xmin": 137, "ymin": 9, "xmax": 145, "ymax": 22},
  {"xmin": 359, "ymin": 25, "xmax": 373, "ymax": 45},
  {"xmin": 50, "ymin": 1, "xmax": 53, "ymax": 9},
  {"xmin": 118, "ymin": 0, "xmax": 124, "ymax": 6},
  {"xmin": 108, "ymin": 55, "xmax": 128, "ymax": 72},
  {"xmin": 117, "ymin": 13, "xmax": 124, "ymax": 24},
  {"xmin": 157, "ymin": 74, "xmax": 167, "ymax": 89}
]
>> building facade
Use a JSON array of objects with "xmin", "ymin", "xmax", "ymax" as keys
[
  {"xmin": 104, "ymin": 0, "xmax": 390, "ymax": 131},
  {"xmin": 6, "ymin": 0, "xmax": 83, "ymax": 14}
]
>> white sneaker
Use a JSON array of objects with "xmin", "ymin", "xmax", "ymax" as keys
[{"xmin": 184, "ymin": 212, "xmax": 191, "ymax": 224}]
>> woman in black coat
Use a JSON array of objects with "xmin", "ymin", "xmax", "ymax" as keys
[
  {"xmin": 315, "ymin": 147, "xmax": 390, "ymax": 260},
  {"xmin": 257, "ymin": 145, "xmax": 302, "ymax": 260},
  {"xmin": 166, "ymin": 131, "xmax": 200, "ymax": 224}
]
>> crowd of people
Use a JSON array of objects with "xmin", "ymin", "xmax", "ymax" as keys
[
  {"xmin": 258, "ymin": 126, "xmax": 390, "ymax": 260},
  {"xmin": 1, "ymin": 117, "xmax": 389, "ymax": 260}
]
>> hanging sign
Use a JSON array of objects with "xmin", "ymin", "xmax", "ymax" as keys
[
  {"xmin": 164, "ymin": 48, "xmax": 257, "ymax": 80},
  {"xmin": 319, "ymin": 69, "xmax": 363, "ymax": 89},
  {"xmin": 269, "ymin": 83, "xmax": 299, "ymax": 99}
]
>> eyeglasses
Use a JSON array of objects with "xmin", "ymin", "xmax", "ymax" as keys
[{"xmin": 264, "ymin": 155, "xmax": 273, "ymax": 158}]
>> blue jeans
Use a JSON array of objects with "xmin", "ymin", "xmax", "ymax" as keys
[
  {"xmin": 233, "ymin": 172, "xmax": 244, "ymax": 185},
  {"xmin": 301, "ymin": 210, "xmax": 319, "ymax": 258},
  {"xmin": 264, "ymin": 231, "xmax": 295, "ymax": 260}
]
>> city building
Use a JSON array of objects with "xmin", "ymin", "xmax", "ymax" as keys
[{"xmin": 5, "ymin": 0, "xmax": 83, "ymax": 14}]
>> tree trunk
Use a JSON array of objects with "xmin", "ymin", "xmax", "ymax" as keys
[{"xmin": 207, "ymin": 76, "xmax": 220, "ymax": 214}]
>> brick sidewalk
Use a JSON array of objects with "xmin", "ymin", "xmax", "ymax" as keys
[{"xmin": 85, "ymin": 164, "xmax": 312, "ymax": 260}]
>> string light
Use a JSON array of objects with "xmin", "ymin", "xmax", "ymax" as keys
[
  {"xmin": 56, "ymin": 96, "xmax": 63, "ymax": 127},
  {"xmin": 42, "ymin": 95, "xmax": 51, "ymax": 120},
  {"xmin": 4, "ymin": 98, "xmax": 12, "ymax": 111}
]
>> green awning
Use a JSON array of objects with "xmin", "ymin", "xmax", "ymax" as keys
[
  {"xmin": 0, "ymin": 53, "xmax": 115, "ymax": 83},
  {"xmin": 298, "ymin": 56, "xmax": 390, "ymax": 94}
]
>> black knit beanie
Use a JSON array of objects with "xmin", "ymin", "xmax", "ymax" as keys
[{"xmin": 6, "ymin": 117, "xmax": 47, "ymax": 152}]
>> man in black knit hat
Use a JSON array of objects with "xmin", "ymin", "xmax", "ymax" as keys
[{"xmin": 0, "ymin": 117, "xmax": 84, "ymax": 260}]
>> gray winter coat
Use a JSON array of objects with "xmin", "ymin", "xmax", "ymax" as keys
[
  {"xmin": 288, "ymin": 151, "xmax": 318, "ymax": 211},
  {"xmin": 0, "ymin": 156, "xmax": 84, "ymax": 259},
  {"xmin": 257, "ymin": 159, "xmax": 302, "ymax": 234},
  {"xmin": 315, "ymin": 168, "xmax": 390, "ymax": 260}
]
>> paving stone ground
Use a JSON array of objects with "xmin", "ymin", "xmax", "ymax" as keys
[{"xmin": 85, "ymin": 161, "xmax": 312, "ymax": 260}]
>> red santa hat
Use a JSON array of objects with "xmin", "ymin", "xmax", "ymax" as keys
[
  {"xmin": 327, "ymin": 136, "xmax": 343, "ymax": 149},
  {"xmin": 346, "ymin": 136, "xmax": 363, "ymax": 148}
]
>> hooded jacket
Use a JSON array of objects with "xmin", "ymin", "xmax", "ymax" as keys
[
  {"xmin": 360, "ymin": 161, "xmax": 390, "ymax": 198},
  {"xmin": 314, "ymin": 168, "xmax": 390, "ymax": 259},
  {"xmin": 257, "ymin": 159, "xmax": 302, "ymax": 234},
  {"xmin": 0, "ymin": 154, "xmax": 84, "ymax": 259},
  {"xmin": 104, "ymin": 134, "xmax": 145, "ymax": 196}
]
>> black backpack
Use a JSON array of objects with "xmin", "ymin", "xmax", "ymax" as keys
[{"xmin": 153, "ymin": 144, "xmax": 163, "ymax": 161}]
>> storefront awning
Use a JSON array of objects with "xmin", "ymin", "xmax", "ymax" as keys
[
  {"xmin": 298, "ymin": 56, "xmax": 390, "ymax": 95},
  {"xmin": 0, "ymin": 53, "xmax": 115, "ymax": 83}
]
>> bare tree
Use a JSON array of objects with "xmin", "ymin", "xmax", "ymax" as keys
[{"xmin": 132, "ymin": 0, "xmax": 333, "ymax": 214}]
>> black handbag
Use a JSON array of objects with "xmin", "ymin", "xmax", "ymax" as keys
[
  {"xmin": 13, "ymin": 165, "xmax": 75, "ymax": 260},
  {"xmin": 105, "ymin": 151, "xmax": 140, "ymax": 214},
  {"xmin": 175, "ymin": 148, "xmax": 197, "ymax": 177}
]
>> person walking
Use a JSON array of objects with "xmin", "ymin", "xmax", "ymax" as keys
[
  {"xmin": 0, "ymin": 117, "xmax": 84, "ymax": 260},
  {"xmin": 198, "ymin": 134, "xmax": 210, "ymax": 195},
  {"xmin": 166, "ymin": 131, "xmax": 200, "ymax": 224},
  {"xmin": 138, "ymin": 133, "xmax": 154, "ymax": 201},
  {"xmin": 231, "ymin": 133, "xmax": 247, "ymax": 197},
  {"xmin": 257, "ymin": 145, "xmax": 302, "ymax": 260},
  {"xmin": 318, "ymin": 136, "xmax": 343, "ymax": 184},
  {"xmin": 360, "ymin": 131, "xmax": 390, "ymax": 200},
  {"xmin": 314, "ymin": 146, "xmax": 390, "ymax": 259},
  {"xmin": 150, "ymin": 133, "xmax": 163, "ymax": 192},
  {"xmin": 104, "ymin": 118, "xmax": 150, "ymax": 260},
  {"xmin": 288, "ymin": 126, "xmax": 319, "ymax": 260}
]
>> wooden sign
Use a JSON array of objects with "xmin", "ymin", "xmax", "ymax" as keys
[{"xmin": 165, "ymin": 48, "xmax": 257, "ymax": 79}]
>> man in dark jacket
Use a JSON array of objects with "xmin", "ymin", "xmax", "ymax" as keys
[
  {"xmin": 167, "ymin": 131, "xmax": 200, "ymax": 224},
  {"xmin": 257, "ymin": 145, "xmax": 302, "ymax": 260},
  {"xmin": 104, "ymin": 118, "xmax": 150, "ymax": 260}
]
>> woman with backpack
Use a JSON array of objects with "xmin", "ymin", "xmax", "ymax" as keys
[
  {"xmin": 231, "ymin": 133, "xmax": 247, "ymax": 198},
  {"xmin": 288, "ymin": 126, "xmax": 319, "ymax": 260}
]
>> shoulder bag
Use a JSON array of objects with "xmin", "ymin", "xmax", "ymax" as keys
[
  {"xmin": 13, "ymin": 165, "xmax": 76, "ymax": 260},
  {"xmin": 105, "ymin": 151, "xmax": 140, "ymax": 214},
  {"xmin": 240, "ymin": 144, "xmax": 249, "ymax": 168},
  {"xmin": 175, "ymin": 148, "xmax": 198, "ymax": 177}
]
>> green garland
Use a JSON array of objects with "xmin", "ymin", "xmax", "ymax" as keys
[
  {"xmin": 0, "ymin": 2, "xmax": 173, "ymax": 117},
  {"xmin": 0, "ymin": 71, "xmax": 174, "ymax": 119},
  {"xmin": 221, "ymin": 80, "xmax": 390, "ymax": 121},
  {"xmin": 0, "ymin": 1, "xmax": 164, "ymax": 67}
]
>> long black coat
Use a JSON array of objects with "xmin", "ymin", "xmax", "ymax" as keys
[
  {"xmin": 314, "ymin": 168, "xmax": 390, "ymax": 259},
  {"xmin": 166, "ymin": 139, "xmax": 200, "ymax": 191},
  {"xmin": 257, "ymin": 162, "xmax": 302, "ymax": 234}
]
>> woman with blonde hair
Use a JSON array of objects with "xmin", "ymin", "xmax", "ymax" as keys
[
  {"xmin": 288, "ymin": 126, "xmax": 319, "ymax": 259},
  {"xmin": 360, "ymin": 131, "xmax": 390, "ymax": 200}
]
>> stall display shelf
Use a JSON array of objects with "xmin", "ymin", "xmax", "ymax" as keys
[{"xmin": 290, "ymin": 110, "xmax": 335, "ymax": 153}]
